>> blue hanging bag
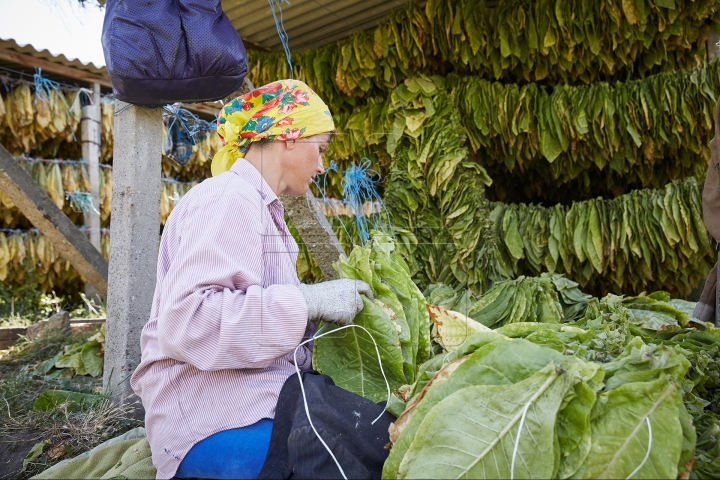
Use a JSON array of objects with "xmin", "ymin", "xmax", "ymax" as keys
[{"xmin": 102, "ymin": 0, "xmax": 248, "ymax": 105}]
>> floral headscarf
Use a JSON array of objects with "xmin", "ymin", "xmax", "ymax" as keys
[{"xmin": 211, "ymin": 79, "xmax": 335, "ymax": 176}]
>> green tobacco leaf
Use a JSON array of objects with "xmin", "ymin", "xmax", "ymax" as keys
[
  {"xmin": 469, "ymin": 281, "xmax": 514, "ymax": 327},
  {"xmin": 384, "ymin": 335, "xmax": 565, "ymax": 478},
  {"xmin": 603, "ymin": 338, "xmax": 689, "ymax": 390},
  {"xmin": 579, "ymin": 378, "xmax": 683, "ymax": 479},
  {"xmin": 81, "ymin": 340, "xmax": 103, "ymax": 377},
  {"xmin": 540, "ymin": 127, "xmax": 563, "ymax": 162},
  {"xmin": 371, "ymin": 235, "xmax": 432, "ymax": 366},
  {"xmin": 623, "ymin": 296, "xmax": 691, "ymax": 329},
  {"xmin": 428, "ymin": 304, "xmax": 489, "ymax": 352},
  {"xmin": 556, "ymin": 373, "xmax": 603, "ymax": 479},
  {"xmin": 33, "ymin": 390, "xmax": 102, "ymax": 412},
  {"xmin": 22, "ymin": 441, "xmax": 49, "ymax": 471},
  {"xmin": 505, "ymin": 214, "xmax": 525, "ymax": 260},
  {"xmin": 397, "ymin": 364, "xmax": 577, "ymax": 479},
  {"xmin": 313, "ymin": 297, "xmax": 406, "ymax": 402},
  {"xmin": 677, "ymin": 402, "xmax": 696, "ymax": 477},
  {"xmin": 35, "ymin": 354, "xmax": 59, "ymax": 376}
]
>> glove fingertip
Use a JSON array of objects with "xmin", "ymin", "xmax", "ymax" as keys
[{"xmin": 360, "ymin": 281, "xmax": 375, "ymax": 301}]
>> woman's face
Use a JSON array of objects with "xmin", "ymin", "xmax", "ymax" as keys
[{"xmin": 279, "ymin": 133, "xmax": 332, "ymax": 196}]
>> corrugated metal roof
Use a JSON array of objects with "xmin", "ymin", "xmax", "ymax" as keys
[
  {"xmin": 3, "ymin": 0, "xmax": 415, "ymax": 77},
  {"xmin": 0, "ymin": 37, "xmax": 106, "ymax": 76},
  {"xmin": 222, "ymin": 0, "xmax": 414, "ymax": 52}
]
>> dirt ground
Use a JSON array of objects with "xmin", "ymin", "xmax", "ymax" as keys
[{"xmin": 0, "ymin": 430, "xmax": 50, "ymax": 480}]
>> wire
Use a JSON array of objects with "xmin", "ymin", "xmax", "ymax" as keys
[
  {"xmin": 268, "ymin": 0, "xmax": 294, "ymax": 78},
  {"xmin": 292, "ymin": 323, "xmax": 391, "ymax": 480}
]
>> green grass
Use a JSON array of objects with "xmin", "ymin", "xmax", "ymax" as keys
[{"xmin": 0, "ymin": 281, "xmax": 107, "ymax": 327}]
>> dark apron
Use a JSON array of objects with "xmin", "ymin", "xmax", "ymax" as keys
[{"xmin": 257, "ymin": 371, "xmax": 396, "ymax": 480}]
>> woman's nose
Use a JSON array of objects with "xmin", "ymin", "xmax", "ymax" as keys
[{"xmin": 316, "ymin": 156, "xmax": 325, "ymax": 175}]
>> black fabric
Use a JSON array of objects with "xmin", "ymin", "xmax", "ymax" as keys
[
  {"xmin": 258, "ymin": 371, "xmax": 395, "ymax": 480},
  {"xmin": 101, "ymin": 0, "xmax": 247, "ymax": 105}
]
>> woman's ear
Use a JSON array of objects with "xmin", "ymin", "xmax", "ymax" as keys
[{"xmin": 285, "ymin": 139, "xmax": 296, "ymax": 150}]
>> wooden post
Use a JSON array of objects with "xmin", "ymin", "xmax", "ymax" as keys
[
  {"xmin": 281, "ymin": 192, "xmax": 345, "ymax": 280},
  {"xmin": 102, "ymin": 102, "xmax": 162, "ymax": 405},
  {"xmin": 709, "ymin": 30, "xmax": 720, "ymax": 63},
  {"xmin": 83, "ymin": 82, "xmax": 103, "ymax": 302},
  {"xmin": 0, "ymin": 143, "xmax": 108, "ymax": 295}
]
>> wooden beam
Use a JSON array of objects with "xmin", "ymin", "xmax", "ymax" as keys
[
  {"xmin": 281, "ymin": 191, "xmax": 345, "ymax": 280},
  {"xmin": 0, "ymin": 47, "xmax": 112, "ymax": 88},
  {"xmin": 0, "ymin": 142, "xmax": 109, "ymax": 296}
]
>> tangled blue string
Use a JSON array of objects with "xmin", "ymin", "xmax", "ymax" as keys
[
  {"xmin": 162, "ymin": 104, "xmax": 218, "ymax": 164},
  {"xmin": 268, "ymin": 0, "xmax": 294, "ymax": 78},
  {"xmin": 312, "ymin": 158, "xmax": 393, "ymax": 246},
  {"xmin": 66, "ymin": 191, "xmax": 100, "ymax": 215},
  {"xmin": 32, "ymin": 68, "xmax": 77, "ymax": 141}
]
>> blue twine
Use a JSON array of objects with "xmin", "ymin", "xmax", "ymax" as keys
[
  {"xmin": 32, "ymin": 68, "xmax": 77, "ymax": 141},
  {"xmin": 66, "ymin": 191, "xmax": 100, "ymax": 215},
  {"xmin": 162, "ymin": 104, "xmax": 217, "ymax": 165},
  {"xmin": 311, "ymin": 158, "xmax": 393, "ymax": 246},
  {"xmin": 308, "ymin": 161, "xmax": 353, "ymax": 245},
  {"xmin": 163, "ymin": 104, "xmax": 203, "ymax": 145},
  {"xmin": 268, "ymin": 0, "xmax": 294, "ymax": 78}
]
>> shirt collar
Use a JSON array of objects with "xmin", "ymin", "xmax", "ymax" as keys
[{"xmin": 230, "ymin": 159, "xmax": 280, "ymax": 207}]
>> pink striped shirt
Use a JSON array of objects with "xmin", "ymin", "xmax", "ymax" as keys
[{"xmin": 130, "ymin": 159, "xmax": 311, "ymax": 479}]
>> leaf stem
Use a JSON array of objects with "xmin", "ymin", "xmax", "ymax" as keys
[{"xmin": 455, "ymin": 368, "xmax": 562, "ymax": 479}]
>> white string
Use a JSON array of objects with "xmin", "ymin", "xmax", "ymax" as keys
[
  {"xmin": 510, "ymin": 400, "xmax": 532, "ymax": 480},
  {"xmin": 73, "ymin": 87, "xmax": 96, "ymax": 108},
  {"xmin": 292, "ymin": 323, "xmax": 392, "ymax": 480},
  {"xmin": 626, "ymin": 417, "xmax": 653, "ymax": 479}
]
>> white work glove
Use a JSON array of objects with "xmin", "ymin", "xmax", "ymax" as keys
[{"xmin": 297, "ymin": 279, "xmax": 374, "ymax": 326}]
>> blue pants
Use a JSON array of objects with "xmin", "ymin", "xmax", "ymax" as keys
[{"xmin": 175, "ymin": 418, "xmax": 273, "ymax": 479}]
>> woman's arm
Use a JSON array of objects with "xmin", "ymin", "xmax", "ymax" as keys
[{"xmin": 156, "ymin": 192, "xmax": 309, "ymax": 371}]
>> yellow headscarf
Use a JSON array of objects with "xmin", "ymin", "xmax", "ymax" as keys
[{"xmin": 212, "ymin": 79, "xmax": 335, "ymax": 176}]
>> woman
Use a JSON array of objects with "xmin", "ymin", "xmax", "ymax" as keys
[{"xmin": 130, "ymin": 80, "xmax": 373, "ymax": 480}]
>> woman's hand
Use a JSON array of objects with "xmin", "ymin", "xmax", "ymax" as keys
[{"xmin": 297, "ymin": 279, "xmax": 374, "ymax": 326}]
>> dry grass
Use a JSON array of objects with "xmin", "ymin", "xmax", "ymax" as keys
[
  {"xmin": 0, "ymin": 330, "xmax": 97, "ymax": 419},
  {"xmin": 3, "ymin": 396, "xmax": 142, "ymax": 479},
  {"xmin": 0, "ymin": 330, "xmax": 142, "ymax": 479}
]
